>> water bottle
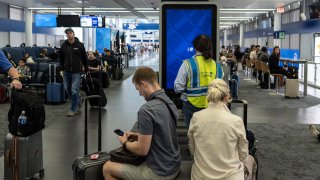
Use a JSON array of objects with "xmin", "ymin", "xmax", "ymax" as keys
[
  {"xmin": 17, "ymin": 110, "xmax": 27, "ymax": 135},
  {"xmin": 294, "ymin": 53, "xmax": 297, "ymax": 60}
]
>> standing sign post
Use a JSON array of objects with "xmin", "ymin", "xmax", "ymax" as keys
[
  {"xmin": 160, "ymin": 1, "xmax": 219, "ymax": 106},
  {"xmin": 314, "ymin": 33, "xmax": 320, "ymax": 63}
]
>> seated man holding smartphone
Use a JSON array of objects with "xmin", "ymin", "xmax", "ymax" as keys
[{"xmin": 103, "ymin": 67, "xmax": 181, "ymax": 180}]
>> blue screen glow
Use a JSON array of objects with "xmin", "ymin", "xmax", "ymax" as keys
[
  {"xmin": 35, "ymin": 14, "xmax": 57, "ymax": 27},
  {"xmin": 165, "ymin": 9, "xmax": 213, "ymax": 89}
]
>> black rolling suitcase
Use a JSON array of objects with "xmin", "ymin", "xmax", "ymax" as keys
[
  {"xmin": 73, "ymin": 95, "xmax": 110, "ymax": 180},
  {"xmin": 229, "ymin": 79, "xmax": 238, "ymax": 99},
  {"xmin": 81, "ymin": 74, "xmax": 107, "ymax": 107},
  {"xmin": 228, "ymin": 99, "xmax": 258, "ymax": 179}
]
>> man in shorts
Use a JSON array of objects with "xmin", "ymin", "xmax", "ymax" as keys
[{"xmin": 103, "ymin": 67, "xmax": 181, "ymax": 180}]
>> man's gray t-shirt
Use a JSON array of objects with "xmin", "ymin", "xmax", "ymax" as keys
[{"xmin": 138, "ymin": 89, "xmax": 181, "ymax": 176}]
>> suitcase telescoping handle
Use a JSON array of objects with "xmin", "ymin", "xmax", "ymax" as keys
[
  {"xmin": 84, "ymin": 95, "xmax": 102, "ymax": 155},
  {"xmin": 227, "ymin": 99, "xmax": 248, "ymax": 130}
]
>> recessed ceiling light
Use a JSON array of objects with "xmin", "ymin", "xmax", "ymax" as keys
[{"xmin": 75, "ymin": 0, "xmax": 89, "ymax": 3}]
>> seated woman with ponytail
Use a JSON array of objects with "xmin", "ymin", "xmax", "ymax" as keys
[
  {"xmin": 174, "ymin": 34, "xmax": 221, "ymax": 128},
  {"xmin": 188, "ymin": 79, "xmax": 249, "ymax": 180}
]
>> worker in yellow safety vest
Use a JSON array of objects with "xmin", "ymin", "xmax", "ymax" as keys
[{"xmin": 174, "ymin": 35, "xmax": 222, "ymax": 128}]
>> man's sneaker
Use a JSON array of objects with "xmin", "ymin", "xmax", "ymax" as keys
[
  {"xmin": 76, "ymin": 110, "xmax": 81, "ymax": 115},
  {"xmin": 67, "ymin": 111, "xmax": 76, "ymax": 117},
  {"xmin": 309, "ymin": 125, "xmax": 319, "ymax": 137}
]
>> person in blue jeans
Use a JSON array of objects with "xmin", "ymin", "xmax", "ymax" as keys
[{"xmin": 59, "ymin": 28, "xmax": 88, "ymax": 117}]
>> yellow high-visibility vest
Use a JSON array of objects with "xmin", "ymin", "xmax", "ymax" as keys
[{"xmin": 183, "ymin": 56, "xmax": 217, "ymax": 108}]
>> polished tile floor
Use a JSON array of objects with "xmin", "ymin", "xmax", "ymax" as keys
[{"xmin": 1, "ymin": 51, "xmax": 320, "ymax": 179}]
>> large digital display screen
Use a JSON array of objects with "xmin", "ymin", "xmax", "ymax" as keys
[
  {"xmin": 35, "ymin": 14, "xmax": 57, "ymax": 27},
  {"xmin": 162, "ymin": 4, "xmax": 217, "ymax": 89},
  {"xmin": 80, "ymin": 16, "xmax": 104, "ymax": 28},
  {"xmin": 57, "ymin": 15, "xmax": 80, "ymax": 27}
]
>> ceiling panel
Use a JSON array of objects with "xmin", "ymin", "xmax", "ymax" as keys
[{"xmin": 0, "ymin": 0, "xmax": 299, "ymax": 26}]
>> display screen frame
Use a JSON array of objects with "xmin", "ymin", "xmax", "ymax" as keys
[
  {"xmin": 80, "ymin": 15, "xmax": 104, "ymax": 28},
  {"xmin": 35, "ymin": 14, "xmax": 57, "ymax": 27},
  {"xmin": 57, "ymin": 15, "xmax": 81, "ymax": 27},
  {"xmin": 160, "ymin": 3, "xmax": 218, "ymax": 91}
]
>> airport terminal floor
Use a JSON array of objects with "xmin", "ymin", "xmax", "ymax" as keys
[{"xmin": 2, "ymin": 52, "xmax": 320, "ymax": 179}]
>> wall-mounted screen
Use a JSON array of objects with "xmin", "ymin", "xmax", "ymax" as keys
[
  {"xmin": 309, "ymin": 3, "xmax": 320, "ymax": 19},
  {"xmin": 274, "ymin": 31, "xmax": 286, "ymax": 39},
  {"xmin": 57, "ymin": 15, "xmax": 80, "ymax": 27},
  {"xmin": 35, "ymin": 14, "xmax": 57, "ymax": 27},
  {"xmin": 80, "ymin": 16, "xmax": 104, "ymax": 27},
  {"xmin": 161, "ymin": 4, "xmax": 217, "ymax": 90}
]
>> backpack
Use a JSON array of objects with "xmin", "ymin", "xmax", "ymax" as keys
[{"xmin": 8, "ymin": 90, "xmax": 45, "ymax": 136}]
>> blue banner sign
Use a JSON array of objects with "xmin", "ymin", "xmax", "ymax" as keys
[
  {"xmin": 268, "ymin": 48, "xmax": 300, "ymax": 68},
  {"xmin": 123, "ymin": 23, "xmax": 159, "ymax": 30}
]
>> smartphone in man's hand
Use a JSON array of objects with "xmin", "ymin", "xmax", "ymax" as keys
[{"xmin": 114, "ymin": 129, "xmax": 124, "ymax": 136}]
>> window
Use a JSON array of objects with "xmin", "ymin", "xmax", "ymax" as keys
[{"xmin": 9, "ymin": 6, "xmax": 24, "ymax": 21}]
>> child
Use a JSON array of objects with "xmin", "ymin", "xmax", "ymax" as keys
[{"xmin": 17, "ymin": 59, "xmax": 31, "ymax": 83}]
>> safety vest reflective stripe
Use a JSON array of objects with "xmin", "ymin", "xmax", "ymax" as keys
[
  {"xmin": 185, "ymin": 57, "xmax": 199, "ymax": 88},
  {"xmin": 183, "ymin": 87, "xmax": 208, "ymax": 96}
]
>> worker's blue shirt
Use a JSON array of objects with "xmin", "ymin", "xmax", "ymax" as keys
[{"xmin": 0, "ymin": 50, "xmax": 12, "ymax": 72}]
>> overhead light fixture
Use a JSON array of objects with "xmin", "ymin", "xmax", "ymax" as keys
[
  {"xmin": 220, "ymin": 17, "xmax": 253, "ymax": 19},
  {"xmin": 29, "ymin": 7, "xmax": 127, "ymax": 10},
  {"xmin": 220, "ymin": 8, "xmax": 274, "ymax": 11},
  {"xmin": 220, "ymin": 11, "xmax": 269, "ymax": 14},
  {"xmin": 137, "ymin": 10, "xmax": 158, "ymax": 13},
  {"xmin": 38, "ymin": 10, "xmax": 131, "ymax": 13},
  {"xmin": 134, "ymin": 8, "xmax": 154, "ymax": 10},
  {"xmin": 75, "ymin": 0, "xmax": 89, "ymax": 3},
  {"xmin": 220, "ymin": 22, "xmax": 239, "ymax": 24}
]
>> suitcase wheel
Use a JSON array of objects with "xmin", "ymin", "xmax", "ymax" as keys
[{"xmin": 39, "ymin": 169, "xmax": 45, "ymax": 177}]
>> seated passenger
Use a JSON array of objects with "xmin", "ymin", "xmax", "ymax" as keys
[
  {"xmin": 268, "ymin": 46, "xmax": 287, "ymax": 76},
  {"xmin": 188, "ymin": 78, "xmax": 248, "ymax": 180},
  {"xmin": 39, "ymin": 48, "xmax": 51, "ymax": 60},
  {"xmin": 17, "ymin": 59, "xmax": 31, "ymax": 83},
  {"xmin": 24, "ymin": 52, "xmax": 35, "ymax": 64},
  {"xmin": 88, "ymin": 51, "xmax": 101, "ymax": 72},
  {"xmin": 103, "ymin": 67, "xmax": 181, "ymax": 180}
]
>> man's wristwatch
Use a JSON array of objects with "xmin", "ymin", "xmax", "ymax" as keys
[{"xmin": 122, "ymin": 140, "xmax": 128, "ymax": 149}]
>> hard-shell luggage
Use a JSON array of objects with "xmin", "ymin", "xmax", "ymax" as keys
[
  {"xmin": 81, "ymin": 74, "xmax": 107, "ymax": 107},
  {"xmin": 46, "ymin": 63, "xmax": 65, "ymax": 104},
  {"xmin": 285, "ymin": 79, "xmax": 299, "ymax": 98},
  {"xmin": 228, "ymin": 99, "xmax": 258, "ymax": 179},
  {"xmin": 73, "ymin": 95, "xmax": 110, "ymax": 180},
  {"xmin": 4, "ymin": 131, "xmax": 44, "ymax": 180}
]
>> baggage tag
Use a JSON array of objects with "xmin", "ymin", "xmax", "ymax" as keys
[{"xmin": 90, "ymin": 153, "xmax": 99, "ymax": 160}]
